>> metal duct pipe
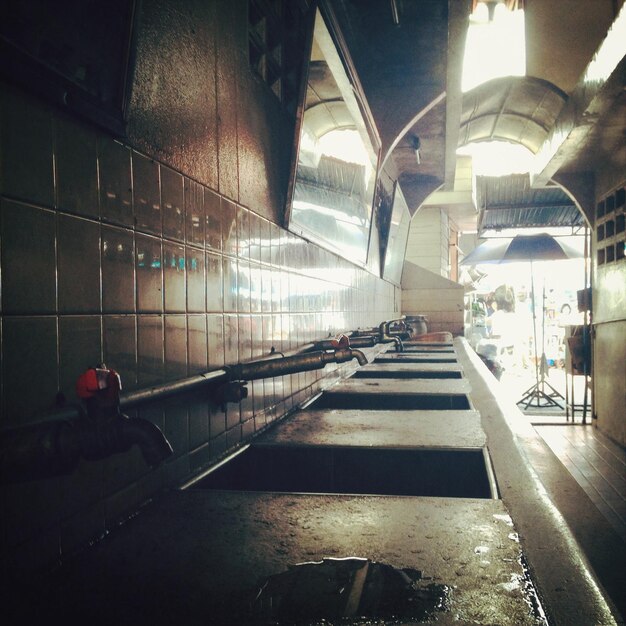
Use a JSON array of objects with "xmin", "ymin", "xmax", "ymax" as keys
[
  {"xmin": 226, "ymin": 348, "xmax": 367, "ymax": 381},
  {"xmin": 314, "ymin": 336, "xmax": 377, "ymax": 350},
  {"xmin": 0, "ymin": 337, "xmax": 373, "ymax": 484},
  {"xmin": 0, "ymin": 415, "xmax": 173, "ymax": 485},
  {"xmin": 379, "ymin": 316, "xmax": 406, "ymax": 334},
  {"xmin": 121, "ymin": 369, "xmax": 229, "ymax": 410},
  {"xmin": 378, "ymin": 318, "xmax": 406, "ymax": 352}
]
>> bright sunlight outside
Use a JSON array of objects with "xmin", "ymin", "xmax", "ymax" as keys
[{"xmin": 459, "ymin": 3, "xmax": 588, "ymax": 408}]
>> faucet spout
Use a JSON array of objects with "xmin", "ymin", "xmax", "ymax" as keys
[
  {"xmin": 378, "ymin": 320, "xmax": 405, "ymax": 352},
  {"xmin": 331, "ymin": 348, "xmax": 368, "ymax": 366},
  {"xmin": 0, "ymin": 415, "xmax": 173, "ymax": 485},
  {"xmin": 114, "ymin": 417, "xmax": 174, "ymax": 467}
]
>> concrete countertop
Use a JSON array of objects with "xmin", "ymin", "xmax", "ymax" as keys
[
  {"xmin": 401, "ymin": 346, "xmax": 456, "ymax": 353},
  {"xmin": 375, "ymin": 353, "xmax": 458, "ymax": 363},
  {"xmin": 323, "ymin": 378, "xmax": 472, "ymax": 396},
  {"xmin": 256, "ymin": 408, "xmax": 486, "ymax": 448},
  {"xmin": 21, "ymin": 490, "xmax": 545, "ymax": 626},
  {"xmin": 357, "ymin": 362, "xmax": 464, "ymax": 374}
]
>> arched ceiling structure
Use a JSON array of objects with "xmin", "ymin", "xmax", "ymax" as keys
[
  {"xmin": 326, "ymin": 0, "xmax": 624, "ymax": 231},
  {"xmin": 459, "ymin": 76, "xmax": 567, "ymax": 154}
]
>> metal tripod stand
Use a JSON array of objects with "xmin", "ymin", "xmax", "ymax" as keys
[{"xmin": 517, "ymin": 261, "xmax": 564, "ymax": 409}]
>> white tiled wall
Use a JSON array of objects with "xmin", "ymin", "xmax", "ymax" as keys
[{"xmin": 0, "ymin": 84, "xmax": 399, "ymax": 576}]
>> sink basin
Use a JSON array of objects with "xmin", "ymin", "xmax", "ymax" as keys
[
  {"xmin": 309, "ymin": 379, "xmax": 472, "ymax": 410},
  {"xmin": 187, "ymin": 444, "xmax": 496, "ymax": 499},
  {"xmin": 402, "ymin": 347, "xmax": 455, "ymax": 354},
  {"xmin": 310, "ymin": 392, "xmax": 471, "ymax": 410},
  {"xmin": 352, "ymin": 364, "xmax": 462, "ymax": 379},
  {"xmin": 375, "ymin": 354, "xmax": 457, "ymax": 364}
]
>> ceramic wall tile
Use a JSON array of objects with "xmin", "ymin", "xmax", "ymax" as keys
[
  {"xmin": 164, "ymin": 400, "xmax": 189, "ymax": 460},
  {"xmin": 184, "ymin": 178, "xmax": 204, "ymax": 247},
  {"xmin": 133, "ymin": 152, "xmax": 161, "ymax": 236},
  {"xmin": 260, "ymin": 218, "xmax": 271, "ymax": 265},
  {"xmin": 269, "ymin": 222, "xmax": 280, "ymax": 267},
  {"xmin": 207, "ymin": 314, "xmax": 225, "ymax": 369},
  {"xmin": 57, "ymin": 214, "xmax": 101, "ymax": 313},
  {"xmin": 164, "ymin": 315, "xmax": 187, "ymax": 380},
  {"xmin": 188, "ymin": 314, "xmax": 208, "ymax": 374},
  {"xmin": 2, "ymin": 316, "xmax": 58, "ymax": 426},
  {"xmin": 135, "ymin": 234, "xmax": 163, "ymax": 313},
  {"xmin": 237, "ymin": 259, "xmax": 251, "ymax": 313},
  {"xmin": 189, "ymin": 401, "xmax": 209, "ymax": 450},
  {"xmin": 163, "ymin": 242, "xmax": 186, "ymax": 313},
  {"xmin": 223, "ymin": 314, "xmax": 238, "ymax": 365},
  {"xmin": 221, "ymin": 198, "xmax": 237, "ymax": 257},
  {"xmin": 103, "ymin": 315, "xmax": 137, "ymax": 390},
  {"xmin": 260, "ymin": 266, "xmax": 272, "ymax": 313},
  {"xmin": 271, "ymin": 270, "xmax": 282, "ymax": 313},
  {"xmin": 204, "ymin": 188, "xmax": 222, "ymax": 251},
  {"xmin": 237, "ymin": 206, "xmax": 250, "ymax": 259},
  {"xmin": 98, "ymin": 137, "xmax": 133, "ymax": 227},
  {"xmin": 209, "ymin": 407, "xmax": 226, "ymax": 440},
  {"xmin": 221, "ymin": 255, "xmax": 237, "ymax": 313},
  {"xmin": 58, "ymin": 316, "xmax": 102, "ymax": 404},
  {"xmin": 137, "ymin": 315, "xmax": 164, "ymax": 387},
  {"xmin": 55, "ymin": 116, "xmax": 98, "ymax": 218},
  {"xmin": 186, "ymin": 247, "xmax": 206, "ymax": 313},
  {"xmin": 250, "ymin": 315, "xmax": 264, "ymax": 359},
  {"xmin": 249, "ymin": 263, "xmax": 262, "ymax": 313},
  {"xmin": 161, "ymin": 166, "xmax": 184, "ymax": 241},
  {"xmin": 249, "ymin": 211, "xmax": 261, "ymax": 263},
  {"xmin": 238, "ymin": 315, "xmax": 252, "ymax": 362},
  {"xmin": 1, "ymin": 88, "xmax": 54, "ymax": 207},
  {"xmin": 1, "ymin": 200, "xmax": 56, "ymax": 313},
  {"xmin": 225, "ymin": 404, "xmax": 241, "ymax": 432},
  {"xmin": 102, "ymin": 226, "xmax": 135, "ymax": 313},
  {"xmin": 206, "ymin": 252, "xmax": 224, "ymax": 312},
  {"xmin": 262, "ymin": 314, "xmax": 275, "ymax": 406}
]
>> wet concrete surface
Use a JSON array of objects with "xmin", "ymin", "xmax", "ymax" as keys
[
  {"xmin": 353, "ymin": 362, "xmax": 464, "ymax": 379},
  {"xmin": 257, "ymin": 408, "xmax": 486, "ymax": 449},
  {"xmin": 322, "ymin": 378, "xmax": 472, "ymax": 396},
  {"xmin": 7, "ymin": 337, "xmax": 617, "ymax": 625},
  {"xmin": 402, "ymin": 347, "xmax": 456, "ymax": 353},
  {"xmin": 312, "ymin": 378, "xmax": 473, "ymax": 410},
  {"xmin": 455, "ymin": 338, "xmax": 622, "ymax": 625},
  {"xmin": 375, "ymin": 354, "xmax": 458, "ymax": 364},
  {"xmin": 9, "ymin": 491, "xmax": 546, "ymax": 626}
]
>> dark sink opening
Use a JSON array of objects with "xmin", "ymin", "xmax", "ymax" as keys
[
  {"xmin": 352, "ymin": 370, "xmax": 463, "ymax": 379},
  {"xmin": 375, "ymin": 356, "xmax": 458, "ymax": 364},
  {"xmin": 188, "ymin": 444, "xmax": 494, "ymax": 499},
  {"xmin": 309, "ymin": 392, "xmax": 471, "ymax": 410},
  {"xmin": 403, "ymin": 348, "xmax": 455, "ymax": 353}
]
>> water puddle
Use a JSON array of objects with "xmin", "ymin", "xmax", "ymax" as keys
[{"xmin": 214, "ymin": 557, "xmax": 451, "ymax": 624}]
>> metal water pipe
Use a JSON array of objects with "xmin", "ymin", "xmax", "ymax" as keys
[{"xmin": 378, "ymin": 317, "xmax": 406, "ymax": 352}]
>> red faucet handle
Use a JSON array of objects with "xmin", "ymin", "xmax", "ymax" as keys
[
  {"xmin": 329, "ymin": 334, "xmax": 350, "ymax": 349},
  {"xmin": 76, "ymin": 367, "xmax": 122, "ymax": 399}
]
